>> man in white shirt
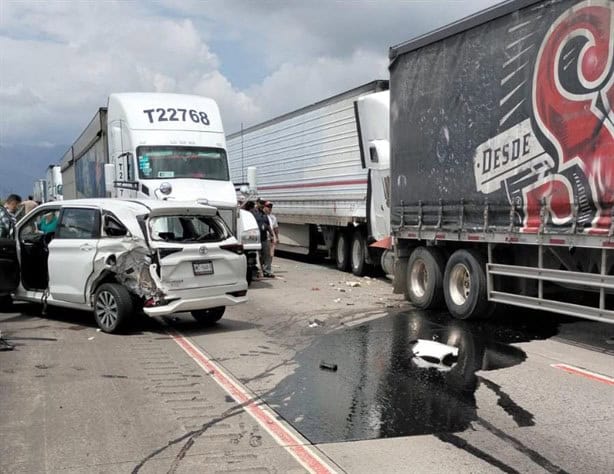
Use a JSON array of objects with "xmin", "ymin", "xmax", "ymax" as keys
[{"xmin": 263, "ymin": 201, "xmax": 279, "ymax": 271}]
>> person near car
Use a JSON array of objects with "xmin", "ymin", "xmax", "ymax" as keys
[
  {"xmin": 263, "ymin": 201, "xmax": 279, "ymax": 262},
  {"xmin": 38, "ymin": 211, "xmax": 59, "ymax": 234},
  {"xmin": 250, "ymin": 200, "xmax": 274, "ymax": 277},
  {"xmin": 0, "ymin": 194, "xmax": 22, "ymax": 237},
  {"xmin": 21, "ymin": 196, "xmax": 39, "ymax": 215}
]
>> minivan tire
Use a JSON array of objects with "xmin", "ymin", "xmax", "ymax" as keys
[
  {"xmin": 94, "ymin": 283, "xmax": 134, "ymax": 333},
  {"xmin": 191, "ymin": 306, "xmax": 225, "ymax": 325}
]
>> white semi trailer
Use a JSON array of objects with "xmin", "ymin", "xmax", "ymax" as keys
[{"xmin": 227, "ymin": 81, "xmax": 391, "ymax": 276}]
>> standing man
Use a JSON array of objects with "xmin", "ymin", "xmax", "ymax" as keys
[
  {"xmin": 263, "ymin": 201, "xmax": 279, "ymax": 265},
  {"xmin": 248, "ymin": 200, "xmax": 273, "ymax": 278},
  {"xmin": 0, "ymin": 194, "xmax": 22, "ymax": 238},
  {"xmin": 21, "ymin": 195, "xmax": 39, "ymax": 215}
]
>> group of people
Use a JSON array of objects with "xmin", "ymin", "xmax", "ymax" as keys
[
  {"xmin": 242, "ymin": 198, "xmax": 279, "ymax": 278},
  {"xmin": 0, "ymin": 193, "xmax": 54, "ymax": 238}
]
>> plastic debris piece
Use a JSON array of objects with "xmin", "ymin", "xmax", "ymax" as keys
[
  {"xmin": 333, "ymin": 298, "xmax": 341, "ymax": 303},
  {"xmin": 308, "ymin": 318, "xmax": 325, "ymax": 328},
  {"xmin": 346, "ymin": 282, "xmax": 361, "ymax": 287},
  {"xmin": 0, "ymin": 337, "xmax": 14, "ymax": 351},
  {"xmin": 320, "ymin": 361, "xmax": 338, "ymax": 371},
  {"xmin": 88, "ymin": 337, "xmax": 95, "ymax": 341}
]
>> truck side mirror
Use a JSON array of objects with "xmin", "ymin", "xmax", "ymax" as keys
[{"xmin": 104, "ymin": 164, "xmax": 115, "ymax": 194}]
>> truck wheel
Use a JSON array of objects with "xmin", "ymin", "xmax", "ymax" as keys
[
  {"xmin": 405, "ymin": 247, "xmax": 445, "ymax": 309},
  {"xmin": 335, "ymin": 232, "xmax": 350, "ymax": 272},
  {"xmin": 191, "ymin": 306, "xmax": 225, "ymax": 325},
  {"xmin": 443, "ymin": 249, "xmax": 492, "ymax": 320},
  {"xmin": 94, "ymin": 283, "xmax": 134, "ymax": 333},
  {"xmin": 351, "ymin": 231, "xmax": 368, "ymax": 276}
]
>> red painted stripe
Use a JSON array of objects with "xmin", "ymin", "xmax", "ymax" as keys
[
  {"xmin": 603, "ymin": 241, "xmax": 614, "ymax": 248},
  {"xmin": 506, "ymin": 236, "xmax": 519, "ymax": 242},
  {"xmin": 551, "ymin": 364, "xmax": 614, "ymax": 386},
  {"xmin": 259, "ymin": 179, "xmax": 368, "ymax": 191},
  {"xmin": 549, "ymin": 238, "xmax": 565, "ymax": 245},
  {"xmin": 167, "ymin": 329, "xmax": 337, "ymax": 474},
  {"xmin": 467, "ymin": 235, "xmax": 481, "ymax": 241},
  {"xmin": 435, "ymin": 233, "xmax": 445, "ymax": 239}
]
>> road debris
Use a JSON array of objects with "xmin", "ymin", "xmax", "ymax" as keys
[
  {"xmin": 346, "ymin": 281, "xmax": 361, "ymax": 288},
  {"xmin": 0, "ymin": 332, "xmax": 14, "ymax": 351},
  {"xmin": 88, "ymin": 336, "xmax": 95, "ymax": 341},
  {"xmin": 333, "ymin": 298, "xmax": 341, "ymax": 303},
  {"xmin": 319, "ymin": 361, "xmax": 338, "ymax": 371},
  {"xmin": 308, "ymin": 319, "xmax": 325, "ymax": 328}
]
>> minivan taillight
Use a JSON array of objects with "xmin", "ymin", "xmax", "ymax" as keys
[{"xmin": 220, "ymin": 243, "xmax": 244, "ymax": 255}]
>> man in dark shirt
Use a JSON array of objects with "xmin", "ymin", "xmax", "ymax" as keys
[
  {"xmin": 0, "ymin": 194, "xmax": 22, "ymax": 238},
  {"xmin": 248, "ymin": 200, "xmax": 273, "ymax": 277}
]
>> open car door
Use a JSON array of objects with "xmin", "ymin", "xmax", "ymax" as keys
[{"xmin": 0, "ymin": 237, "xmax": 19, "ymax": 295}]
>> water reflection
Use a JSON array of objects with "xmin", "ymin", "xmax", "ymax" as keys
[{"xmin": 265, "ymin": 310, "xmax": 554, "ymax": 443}]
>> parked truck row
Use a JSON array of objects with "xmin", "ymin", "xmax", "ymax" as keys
[
  {"xmin": 226, "ymin": 0, "xmax": 614, "ymax": 324},
  {"xmin": 25, "ymin": 0, "xmax": 613, "ymax": 325}
]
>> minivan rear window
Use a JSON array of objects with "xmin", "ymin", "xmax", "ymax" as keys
[{"xmin": 149, "ymin": 215, "xmax": 230, "ymax": 243}]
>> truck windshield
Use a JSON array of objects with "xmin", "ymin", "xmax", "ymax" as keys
[{"xmin": 137, "ymin": 146, "xmax": 229, "ymax": 181}]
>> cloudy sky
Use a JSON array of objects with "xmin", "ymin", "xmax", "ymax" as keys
[{"xmin": 0, "ymin": 0, "xmax": 500, "ymax": 195}]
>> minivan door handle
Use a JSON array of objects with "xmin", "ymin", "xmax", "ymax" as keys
[{"xmin": 80, "ymin": 244, "xmax": 94, "ymax": 252}]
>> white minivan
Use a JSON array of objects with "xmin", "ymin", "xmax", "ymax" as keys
[{"xmin": 0, "ymin": 199, "xmax": 248, "ymax": 333}]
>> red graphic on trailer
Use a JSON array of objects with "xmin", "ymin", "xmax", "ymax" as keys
[{"xmin": 527, "ymin": 1, "xmax": 614, "ymax": 232}]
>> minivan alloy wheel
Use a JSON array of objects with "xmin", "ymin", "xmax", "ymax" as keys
[{"xmin": 96, "ymin": 290, "xmax": 118, "ymax": 329}]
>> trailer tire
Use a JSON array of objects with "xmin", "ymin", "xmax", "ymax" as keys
[
  {"xmin": 405, "ymin": 247, "xmax": 445, "ymax": 309},
  {"xmin": 443, "ymin": 249, "xmax": 492, "ymax": 320},
  {"xmin": 335, "ymin": 231, "xmax": 351, "ymax": 272},
  {"xmin": 350, "ymin": 231, "xmax": 368, "ymax": 276}
]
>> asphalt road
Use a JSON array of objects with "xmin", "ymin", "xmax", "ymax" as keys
[{"xmin": 1, "ymin": 256, "xmax": 613, "ymax": 473}]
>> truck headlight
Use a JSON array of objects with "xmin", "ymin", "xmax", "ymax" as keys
[
  {"xmin": 241, "ymin": 229, "xmax": 260, "ymax": 244},
  {"xmin": 159, "ymin": 182, "xmax": 172, "ymax": 195}
]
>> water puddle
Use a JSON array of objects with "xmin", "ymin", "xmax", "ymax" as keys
[{"xmin": 264, "ymin": 310, "xmax": 557, "ymax": 443}]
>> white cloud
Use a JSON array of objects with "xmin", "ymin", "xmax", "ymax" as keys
[{"xmin": 0, "ymin": 0, "xmax": 502, "ymax": 147}]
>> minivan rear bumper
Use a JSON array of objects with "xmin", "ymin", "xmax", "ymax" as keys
[{"xmin": 143, "ymin": 288, "xmax": 247, "ymax": 316}]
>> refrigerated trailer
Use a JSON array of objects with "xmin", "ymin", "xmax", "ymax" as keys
[
  {"xmin": 390, "ymin": 0, "xmax": 614, "ymax": 323},
  {"xmin": 227, "ymin": 81, "xmax": 392, "ymax": 276}
]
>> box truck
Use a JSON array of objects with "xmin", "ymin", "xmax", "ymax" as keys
[
  {"xmin": 227, "ymin": 81, "xmax": 392, "ymax": 276},
  {"xmin": 59, "ymin": 93, "xmax": 261, "ymax": 280},
  {"xmin": 390, "ymin": 0, "xmax": 614, "ymax": 323}
]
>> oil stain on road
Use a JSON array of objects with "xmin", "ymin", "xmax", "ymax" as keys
[{"xmin": 264, "ymin": 310, "xmax": 560, "ymax": 444}]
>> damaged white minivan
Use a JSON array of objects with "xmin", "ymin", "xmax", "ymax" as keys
[{"xmin": 0, "ymin": 199, "xmax": 248, "ymax": 333}]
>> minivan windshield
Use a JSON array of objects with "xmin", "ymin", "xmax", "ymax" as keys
[
  {"xmin": 149, "ymin": 215, "xmax": 231, "ymax": 243},
  {"xmin": 137, "ymin": 146, "xmax": 229, "ymax": 181}
]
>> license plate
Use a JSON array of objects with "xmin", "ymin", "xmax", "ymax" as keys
[{"xmin": 192, "ymin": 261, "xmax": 213, "ymax": 275}]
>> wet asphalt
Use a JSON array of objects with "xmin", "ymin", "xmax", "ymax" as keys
[{"xmin": 261, "ymin": 307, "xmax": 612, "ymax": 444}]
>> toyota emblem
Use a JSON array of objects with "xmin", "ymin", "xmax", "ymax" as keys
[{"xmin": 199, "ymin": 246, "xmax": 208, "ymax": 255}]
